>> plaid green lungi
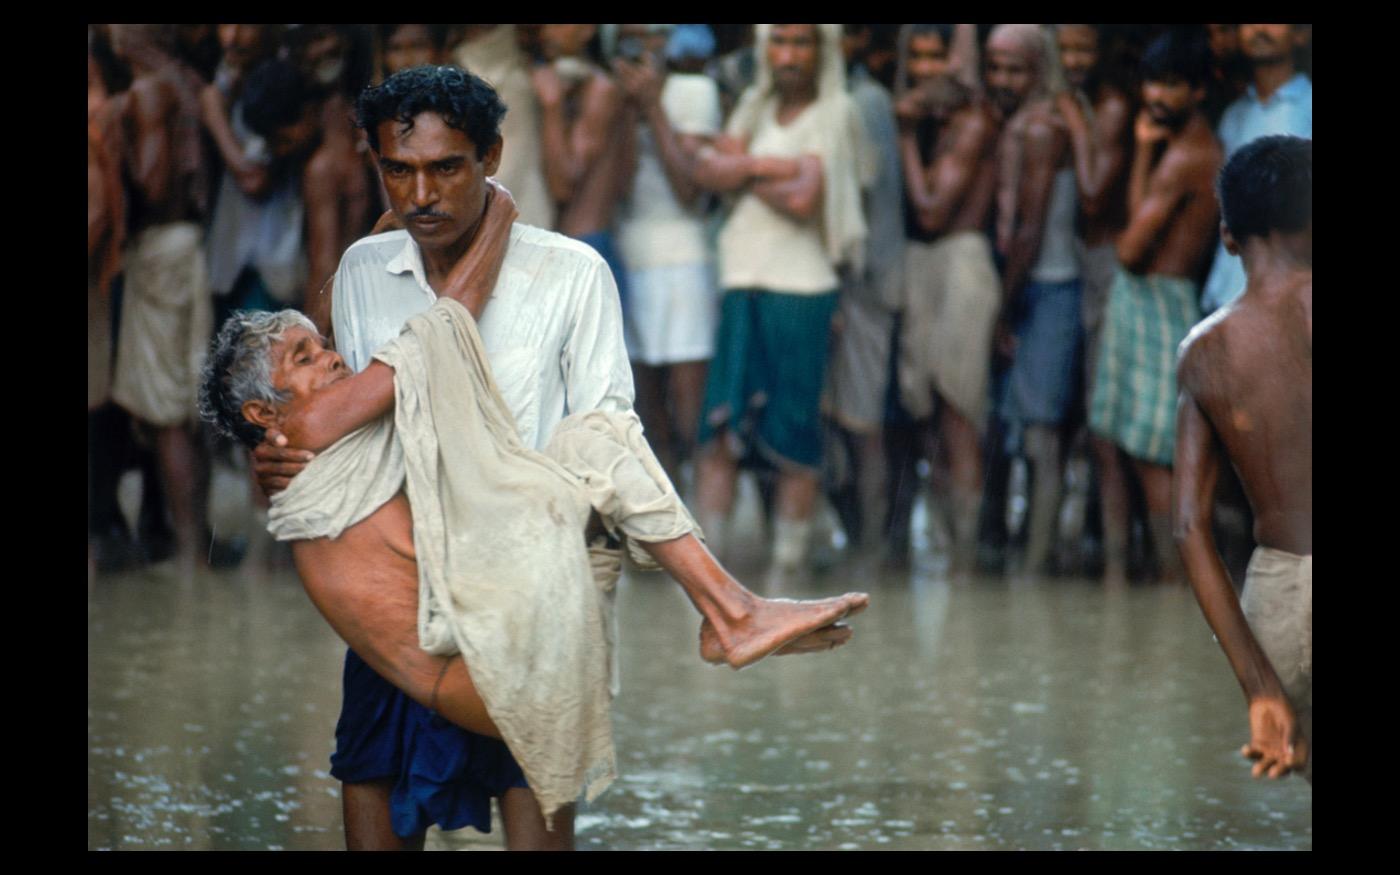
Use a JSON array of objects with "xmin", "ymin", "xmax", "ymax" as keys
[{"xmin": 1088, "ymin": 269, "xmax": 1201, "ymax": 466}]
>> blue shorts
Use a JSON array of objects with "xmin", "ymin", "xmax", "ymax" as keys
[
  {"xmin": 329, "ymin": 649, "xmax": 528, "ymax": 838},
  {"xmin": 1000, "ymin": 278, "xmax": 1083, "ymax": 428},
  {"xmin": 697, "ymin": 288, "xmax": 840, "ymax": 471}
]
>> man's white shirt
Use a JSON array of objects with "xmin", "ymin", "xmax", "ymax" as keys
[{"xmin": 332, "ymin": 225, "xmax": 634, "ymax": 450}]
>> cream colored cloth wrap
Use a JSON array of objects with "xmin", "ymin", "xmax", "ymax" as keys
[
  {"xmin": 267, "ymin": 296, "xmax": 698, "ymax": 821},
  {"xmin": 1240, "ymin": 546, "xmax": 1313, "ymax": 783},
  {"xmin": 725, "ymin": 24, "xmax": 874, "ymax": 277}
]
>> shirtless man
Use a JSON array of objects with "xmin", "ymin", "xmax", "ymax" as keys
[
  {"xmin": 893, "ymin": 23, "xmax": 1001, "ymax": 568},
  {"xmin": 1088, "ymin": 31, "xmax": 1222, "ymax": 582},
  {"xmin": 987, "ymin": 24, "xmax": 1084, "ymax": 575},
  {"xmin": 1174, "ymin": 135, "xmax": 1310, "ymax": 782},
  {"xmin": 1055, "ymin": 24, "xmax": 1136, "ymax": 584},
  {"xmin": 286, "ymin": 26, "xmax": 375, "ymax": 330},
  {"xmin": 532, "ymin": 24, "xmax": 634, "ymax": 304},
  {"xmin": 107, "ymin": 24, "xmax": 213, "ymax": 577}
]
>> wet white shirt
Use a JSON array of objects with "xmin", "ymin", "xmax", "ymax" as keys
[{"xmin": 331, "ymin": 225, "xmax": 634, "ymax": 450}]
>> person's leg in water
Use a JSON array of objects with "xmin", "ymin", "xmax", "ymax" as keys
[
  {"xmin": 1135, "ymin": 459, "xmax": 1183, "ymax": 583},
  {"xmin": 939, "ymin": 400, "xmax": 983, "ymax": 571},
  {"xmin": 1092, "ymin": 435, "xmax": 1131, "ymax": 587},
  {"xmin": 343, "ymin": 779, "xmax": 426, "ymax": 851},
  {"xmin": 1022, "ymin": 423, "xmax": 1065, "ymax": 575},
  {"xmin": 500, "ymin": 790, "xmax": 575, "ymax": 851}
]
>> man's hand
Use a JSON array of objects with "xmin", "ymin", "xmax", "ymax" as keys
[
  {"xmin": 1242, "ymin": 695, "xmax": 1308, "ymax": 779},
  {"xmin": 612, "ymin": 56, "xmax": 663, "ymax": 108},
  {"xmin": 1134, "ymin": 109, "xmax": 1170, "ymax": 147},
  {"xmin": 894, "ymin": 89, "xmax": 930, "ymax": 130},
  {"xmin": 1056, "ymin": 92, "xmax": 1088, "ymax": 138},
  {"xmin": 530, "ymin": 63, "xmax": 566, "ymax": 109},
  {"xmin": 370, "ymin": 209, "xmax": 405, "ymax": 235},
  {"xmin": 252, "ymin": 428, "xmax": 314, "ymax": 497}
]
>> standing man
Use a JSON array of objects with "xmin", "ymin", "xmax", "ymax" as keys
[
  {"xmin": 610, "ymin": 24, "xmax": 723, "ymax": 485},
  {"xmin": 451, "ymin": 25, "xmax": 555, "ymax": 229},
  {"xmin": 1199, "ymin": 24, "xmax": 1312, "ymax": 315},
  {"xmin": 988, "ymin": 24, "xmax": 1083, "ymax": 574},
  {"xmin": 688, "ymin": 24, "xmax": 871, "ymax": 576},
  {"xmin": 821, "ymin": 23, "xmax": 905, "ymax": 559},
  {"xmin": 1175, "ymin": 135, "xmax": 1311, "ymax": 782},
  {"xmin": 256, "ymin": 65, "xmax": 634, "ymax": 851},
  {"xmin": 1088, "ymin": 31, "xmax": 1222, "ymax": 581},
  {"xmin": 532, "ymin": 24, "xmax": 635, "ymax": 309},
  {"xmin": 107, "ymin": 24, "xmax": 213, "ymax": 577},
  {"xmin": 1055, "ymin": 23, "xmax": 1137, "ymax": 584},
  {"xmin": 892, "ymin": 23, "xmax": 1001, "ymax": 569}
]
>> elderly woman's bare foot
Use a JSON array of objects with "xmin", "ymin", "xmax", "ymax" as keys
[{"xmin": 696, "ymin": 593, "xmax": 868, "ymax": 669}]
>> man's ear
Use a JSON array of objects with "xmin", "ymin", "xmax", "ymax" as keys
[
  {"xmin": 482, "ymin": 136, "xmax": 504, "ymax": 177},
  {"xmin": 1220, "ymin": 222, "xmax": 1239, "ymax": 256},
  {"xmin": 242, "ymin": 399, "xmax": 281, "ymax": 431}
]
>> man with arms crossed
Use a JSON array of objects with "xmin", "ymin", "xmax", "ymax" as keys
[
  {"xmin": 1174, "ymin": 135, "xmax": 1310, "ymax": 782},
  {"xmin": 1087, "ymin": 32, "xmax": 1222, "ymax": 582}
]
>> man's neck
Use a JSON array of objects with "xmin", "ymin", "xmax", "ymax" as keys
[
  {"xmin": 1252, "ymin": 58, "xmax": 1296, "ymax": 103},
  {"xmin": 419, "ymin": 219, "xmax": 485, "ymax": 293},
  {"xmin": 1241, "ymin": 234, "xmax": 1311, "ymax": 291},
  {"xmin": 776, "ymin": 82, "xmax": 817, "ymax": 116},
  {"xmin": 1167, "ymin": 110, "xmax": 1207, "ymax": 146}
]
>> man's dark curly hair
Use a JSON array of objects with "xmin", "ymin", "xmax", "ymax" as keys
[
  {"xmin": 241, "ymin": 58, "xmax": 312, "ymax": 140},
  {"xmin": 355, "ymin": 64, "xmax": 507, "ymax": 157},
  {"xmin": 1217, "ymin": 135, "xmax": 1311, "ymax": 244}
]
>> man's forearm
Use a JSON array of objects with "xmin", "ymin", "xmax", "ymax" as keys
[{"xmin": 1180, "ymin": 531, "xmax": 1289, "ymax": 702}]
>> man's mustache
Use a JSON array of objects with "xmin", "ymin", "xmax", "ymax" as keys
[{"xmin": 406, "ymin": 209, "xmax": 452, "ymax": 220}]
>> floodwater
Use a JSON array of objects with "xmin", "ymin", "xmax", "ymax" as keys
[{"xmin": 89, "ymin": 474, "xmax": 1311, "ymax": 851}]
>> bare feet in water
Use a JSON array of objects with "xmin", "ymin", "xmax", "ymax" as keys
[{"xmin": 697, "ymin": 593, "xmax": 869, "ymax": 669}]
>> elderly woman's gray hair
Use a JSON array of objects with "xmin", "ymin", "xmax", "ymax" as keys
[{"xmin": 198, "ymin": 309, "xmax": 318, "ymax": 449}]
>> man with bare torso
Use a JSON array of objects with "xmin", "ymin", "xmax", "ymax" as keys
[
  {"xmin": 1174, "ymin": 135, "xmax": 1311, "ymax": 782},
  {"xmin": 893, "ymin": 23, "xmax": 1001, "ymax": 568},
  {"xmin": 986, "ymin": 24, "xmax": 1085, "ymax": 575},
  {"xmin": 1088, "ymin": 31, "xmax": 1222, "ymax": 582},
  {"xmin": 1055, "ymin": 24, "xmax": 1137, "ymax": 584},
  {"xmin": 532, "ymin": 24, "xmax": 634, "ymax": 308},
  {"xmin": 107, "ymin": 24, "xmax": 213, "ymax": 577}
]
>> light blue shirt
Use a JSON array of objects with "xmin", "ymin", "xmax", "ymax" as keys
[{"xmin": 1200, "ymin": 73, "xmax": 1313, "ymax": 313}]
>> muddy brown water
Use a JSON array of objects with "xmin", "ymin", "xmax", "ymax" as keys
[{"xmin": 88, "ymin": 553, "xmax": 1310, "ymax": 850}]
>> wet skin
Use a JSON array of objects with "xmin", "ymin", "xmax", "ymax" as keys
[
  {"xmin": 1174, "ymin": 220, "xmax": 1311, "ymax": 780},
  {"xmin": 1055, "ymin": 25, "xmax": 1132, "ymax": 245}
]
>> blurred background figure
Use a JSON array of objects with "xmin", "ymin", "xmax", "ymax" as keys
[
  {"xmin": 821, "ymin": 23, "xmax": 904, "ymax": 564},
  {"xmin": 533, "ymin": 22, "xmax": 634, "ymax": 310},
  {"xmin": 610, "ymin": 24, "xmax": 722, "ymax": 488},
  {"xmin": 1203, "ymin": 23, "xmax": 1249, "ymax": 127},
  {"xmin": 1200, "ymin": 24, "xmax": 1311, "ymax": 316},
  {"xmin": 377, "ymin": 23, "xmax": 448, "ymax": 78},
  {"xmin": 1054, "ymin": 23, "xmax": 1137, "ymax": 584},
  {"xmin": 891, "ymin": 23, "xmax": 1001, "ymax": 571},
  {"xmin": 450, "ymin": 25, "xmax": 555, "ymax": 228},
  {"xmin": 107, "ymin": 23, "xmax": 214, "ymax": 577},
  {"xmin": 689, "ymin": 24, "xmax": 872, "ymax": 581}
]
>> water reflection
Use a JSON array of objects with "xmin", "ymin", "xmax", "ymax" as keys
[{"xmin": 89, "ymin": 559, "xmax": 1310, "ymax": 850}]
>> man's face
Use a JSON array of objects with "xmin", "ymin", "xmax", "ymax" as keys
[
  {"xmin": 1239, "ymin": 24, "xmax": 1305, "ymax": 64},
  {"xmin": 266, "ymin": 327, "xmax": 351, "ymax": 411},
  {"xmin": 375, "ymin": 112, "xmax": 502, "ymax": 254},
  {"xmin": 271, "ymin": 105, "xmax": 322, "ymax": 161},
  {"xmin": 540, "ymin": 24, "xmax": 596, "ymax": 60},
  {"xmin": 1056, "ymin": 25, "xmax": 1100, "ymax": 91},
  {"xmin": 841, "ymin": 25, "xmax": 870, "ymax": 66},
  {"xmin": 907, "ymin": 32, "xmax": 950, "ymax": 85},
  {"xmin": 300, "ymin": 28, "xmax": 348, "ymax": 88},
  {"xmin": 218, "ymin": 23, "xmax": 270, "ymax": 72},
  {"xmin": 385, "ymin": 25, "xmax": 439, "ymax": 76},
  {"xmin": 768, "ymin": 24, "xmax": 821, "ymax": 97},
  {"xmin": 1142, "ymin": 77, "xmax": 1203, "ymax": 129},
  {"xmin": 985, "ymin": 44, "xmax": 1036, "ymax": 116},
  {"xmin": 1207, "ymin": 24, "xmax": 1240, "ymax": 62}
]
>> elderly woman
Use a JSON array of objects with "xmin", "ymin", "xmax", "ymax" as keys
[{"xmin": 197, "ymin": 195, "xmax": 866, "ymax": 825}]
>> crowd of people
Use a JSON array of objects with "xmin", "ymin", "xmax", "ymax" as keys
[
  {"xmin": 87, "ymin": 23, "xmax": 1312, "ymax": 848},
  {"xmin": 87, "ymin": 22, "xmax": 1311, "ymax": 586}
]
